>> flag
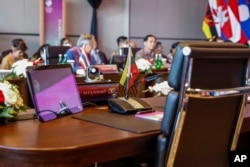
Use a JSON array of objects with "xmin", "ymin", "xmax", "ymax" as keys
[
  {"xmin": 203, "ymin": 0, "xmax": 249, "ymax": 44},
  {"xmin": 119, "ymin": 47, "xmax": 139, "ymax": 89},
  {"xmin": 228, "ymin": 0, "xmax": 247, "ymax": 43},
  {"xmin": 209, "ymin": 0, "xmax": 222, "ymax": 37},
  {"xmin": 202, "ymin": 4, "xmax": 218, "ymax": 38},
  {"xmin": 217, "ymin": 0, "xmax": 232, "ymax": 41},
  {"xmin": 238, "ymin": 0, "xmax": 250, "ymax": 44},
  {"xmin": 202, "ymin": 0, "xmax": 222, "ymax": 39}
]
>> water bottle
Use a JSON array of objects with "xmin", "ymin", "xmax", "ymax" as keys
[
  {"xmin": 154, "ymin": 54, "xmax": 163, "ymax": 70},
  {"xmin": 62, "ymin": 54, "xmax": 67, "ymax": 64},
  {"xmin": 58, "ymin": 54, "xmax": 62, "ymax": 64}
]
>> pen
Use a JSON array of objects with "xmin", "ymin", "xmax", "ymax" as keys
[{"xmin": 136, "ymin": 110, "xmax": 155, "ymax": 115}]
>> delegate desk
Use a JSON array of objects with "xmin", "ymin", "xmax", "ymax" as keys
[
  {"xmin": 0, "ymin": 97, "xmax": 249, "ymax": 166},
  {"xmin": 76, "ymin": 69, "xmax": 169, "ymax": 98},
  {"xmin": 0, "ymin": 98, "xmax": 165, "ymax": 167}
]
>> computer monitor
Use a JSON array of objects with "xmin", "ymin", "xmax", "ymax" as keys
[
  {"xmin": 110, "ymin": 55, "xmax": 127, "ymax": 72},
  {"xmin": 120, "ymin": 47, "xmax": 141, "ymax": 56},
  {"xmin": 43, "ymin": 46, "xmax": 70, "ymax": 65}
]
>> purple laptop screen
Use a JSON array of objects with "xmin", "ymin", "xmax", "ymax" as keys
[{"xmin": 27, "ymin": 65, "xmax": 83, "ymax": 122}]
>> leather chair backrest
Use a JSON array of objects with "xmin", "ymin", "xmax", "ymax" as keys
[
  {"xmin": 156, "ymin": 41, "xmax": 250, "ymax": 167},
  {"xmin": 168, "ymin": 41, "xmax": 247, "ymax": 90}
]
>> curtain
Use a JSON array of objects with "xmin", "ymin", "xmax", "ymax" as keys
[{"xmin": 87, "ymin": 0, "xmax": 102, "ymax": 41}]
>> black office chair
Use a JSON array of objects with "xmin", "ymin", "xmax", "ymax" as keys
[
  {"xmin": 110, "ymin": 55, "xmax": 127, "ymax": 72},
  {"xmin": 155, "ymin": 41, "xmax": 250, "ymax": 167},
  {"xmin": 43, "ymin": 46, "xmax": 70, "ymax": 65},
  {"xmin": 120, "ymin": 47, "xmax": 141, "ymax": 56}
]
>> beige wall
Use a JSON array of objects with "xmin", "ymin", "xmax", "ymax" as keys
[
  {"xmin": 129, "ymin": 0, "xmax": 207, "ymax": 51},
  {"xmin": 0, "ymin": 0, "xmax": 129, "ymax": 59},
  {"xmin": 0, "ymin": 0, "xmax": 207, "ymax": 59}
]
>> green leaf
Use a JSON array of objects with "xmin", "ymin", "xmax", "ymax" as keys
[
  {"xmin": 5, "ymin": 72, "xmax": 18, "ymax": 79},
  {"xmin": 0, "ymin": 108, "xmax": 14, "ymax": 118}
]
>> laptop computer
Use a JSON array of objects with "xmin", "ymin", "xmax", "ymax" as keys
[{"xmin": 26, "ymin": 64, "xmax": 83, "ymax": 122}]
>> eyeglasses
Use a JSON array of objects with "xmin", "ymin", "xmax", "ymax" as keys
[
  {"xmin": 37, "ymin": 101, "xmax": 72, "ymax": 122},
  {"xmin": 38, "ymin": 108, "xmax": 71, "ymax": 122}
]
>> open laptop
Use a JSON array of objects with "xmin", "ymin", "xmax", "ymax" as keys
[{"xmin": 26, "ymin": 64, "xmax": 83, "ymax": 122}]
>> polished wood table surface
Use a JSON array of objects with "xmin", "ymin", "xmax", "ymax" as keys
[
  {"xmin": 0, "ymin": 97, "xmax": 249, "ymax": 167},
  {"xmin": 0, "ymin": 97, "xmax": 166, "ymax": 167}
]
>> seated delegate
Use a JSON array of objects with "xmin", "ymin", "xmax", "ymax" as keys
[
  {"xmin": 0, "ymin": 38, "xmax": 28, "ymax": 69},
  {"xmin": 60, "ymin": 37, "xmax": 72, "ymax": 47},
  {"xmin": 66, "ymin": 34, "xmax": 105, "ymax": 72},
  {"xmin": 91, "ymin": 35, "xmax": 108, "ymax": 64},
  {"xmin": 135, "ymin": 34, "xmax": 157, "ymax": 63}
]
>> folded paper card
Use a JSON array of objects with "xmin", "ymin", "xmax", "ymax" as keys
[{"xmin": 135, "ymin": 110, "xmax": 163, "ymax": 121}]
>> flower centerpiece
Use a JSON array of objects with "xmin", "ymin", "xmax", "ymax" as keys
[
  {"xmin": 144, "ymin": 81, "xmax": 173, "ymax": 96},
  {"xmin": 5, "ymin": 59, "xmax": 33, "ymax": 79},
  {"xmin": 0, "ymin": 77, "xmax": 28, "ymax": 122},
  {"xmin": 135, "ymin": 58, "xmax": 153, "ymax": 74},
  {"xmin": 4, "ymin": 59, "xmax": 34, "ymax": 107}
]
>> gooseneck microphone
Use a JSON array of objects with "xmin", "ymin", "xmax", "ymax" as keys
[{"xmin": 108, "ymin": 73, "xmax": 163, "ymax": 114}]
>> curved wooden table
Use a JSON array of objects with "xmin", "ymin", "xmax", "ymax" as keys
[
  {"xmin": 0, "ymin": 107, "xmax": 160, "ymax": 167},
  {"xmin": 0, "ymin": 97, "xmax": 249, "ymax": 166}
]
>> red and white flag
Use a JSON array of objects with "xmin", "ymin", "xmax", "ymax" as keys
[
  {"xmin": 203, "ymin": 0, "xmax": 250, "ymax": 44},
  {"xmin": 217, "ymin": 0, "xmax": 232, "ymax": 40}
]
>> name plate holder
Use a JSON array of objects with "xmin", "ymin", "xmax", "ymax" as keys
[
  {"xmin": 94, "ymin": 64, "xmax": 119, "ymax": 74},
  {"xmin": 78, "ymin": 81, "xmax": 119, "ymax": 102}
]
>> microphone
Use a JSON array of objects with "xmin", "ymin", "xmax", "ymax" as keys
[
  {"xmin": 58, "ymin": 101, "xmax": 71, "ymax": 116},
  {"xmin": 108, "ymin": 73, "xmax": 163, "ymax": 114}
]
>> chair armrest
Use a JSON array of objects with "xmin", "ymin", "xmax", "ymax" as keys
[{"xmin": 186, "ymin": 86, "xmax": 250, "ymax": 99}]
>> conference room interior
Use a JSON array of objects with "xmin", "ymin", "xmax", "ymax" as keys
[{"xmin": 1, "ymin": 0, "xmax": 250, "ymax": 167}]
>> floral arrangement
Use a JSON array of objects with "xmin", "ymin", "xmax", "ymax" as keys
[
  {"xmin": 0, "ymin": 78, "xmax": 27, "ymax": 120},
  {"xmin": 135, "ymin": 58, "xmax": 153, "ymax": 74},
  {"xmin": 5, "ymin": 59, "xmax": 33, "ymax": 79},
  {"xmin": 144, "ymin": 81, "xmax": 172, "ymax": 96}
]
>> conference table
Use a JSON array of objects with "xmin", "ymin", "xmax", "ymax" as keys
[
  {"xmin": 76, "ymin": 69, "xmax": 169, "ymax": 98},
  {"xmin": 0, "ymin": 97, "xmax": 165, "ymax": 167},
  {"xmin": 0, "ymin": 97, "xmax": 249, "ymax": 167}
]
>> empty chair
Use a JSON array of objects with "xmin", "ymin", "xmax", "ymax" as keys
[
  {"xmin": 110, "ymin": 55, "xmax": 127, "ymax": 72},
  {"xmin": 119, "ymin": 47, "xmax": 141, "ymax": 56},
  {"xmin": 155, "ymin": 41, "xmax": 250, "ymax": 167}
]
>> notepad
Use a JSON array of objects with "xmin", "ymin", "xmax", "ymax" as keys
[{"xmin": 135, "ymin": 110, "xmax": 163, "ymax": 121}]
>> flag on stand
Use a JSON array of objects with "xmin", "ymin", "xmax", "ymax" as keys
[
  {"xmin": 203, "ymin": 0, "xmax": 250, "ymax": 44},
  {"xmin": 119, "ymin": 47, "xmax": 139, "ymax": 90},
  {"xmin": 202, "ymin": 3, "xmax": 218, "ymax": 38}
]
